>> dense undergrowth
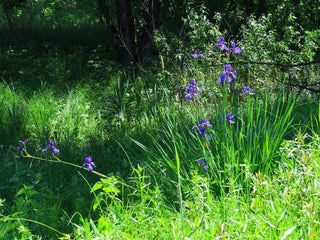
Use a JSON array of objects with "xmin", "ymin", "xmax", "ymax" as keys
[
  {"xmin": 1, "ymin": 3, "xmax": 320, "ymax": 239},
  {"xmin": 1, "ymin": 46, "xmax": 319, "ymax": 238}
]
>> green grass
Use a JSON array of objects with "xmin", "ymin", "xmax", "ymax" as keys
[
  {"xmin": 61, "ymin": 132, "xmax": 320, "ymax": 239},
  {"xmin": 2, "ymin": 76, "xmax": 319, "ymax": 239},
  {"xmin": 1, "ymin": 41, "xmax": 320, "ymax": 239}
]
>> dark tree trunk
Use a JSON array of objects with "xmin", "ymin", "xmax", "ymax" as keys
[
  {"xmin": 96, "ymin": 0, "xmax": 161, "ymax": 66},
  {"xmin": 116, "ymin": 0, "xmax": 136, "ymax": 65},
  {"xmin": 257, "ymin": 0, "xmax": 266, "ymax": 17},
  {"xmin": 245, "ymin": 0, "xmax": 254, "ymax": 17},
  {"xmin": 96, "ymin": 0, "xmax": 119, "ymax": 58},
  {"xmin": 4, "ymin": 10, "xmax": 13, "ymax": 37},
  {"xmin": 128, "ymin": 0, "xmax": 137, "ymax": 60},
  {"xmin": 138, "ymin": 0, "xmax": 161, "ymax": 65}
]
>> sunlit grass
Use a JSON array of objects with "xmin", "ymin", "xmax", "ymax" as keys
[
  {"xmin": 1, "ymin": 43, "xmax": 320, "ymax": 239},
  {"xmin": 68, "ymin": 132, "xmax": 320, "ymax": 239},
  {"xmin": 1, "ymin": 74, "xmax": 320, "ymax": 239}
]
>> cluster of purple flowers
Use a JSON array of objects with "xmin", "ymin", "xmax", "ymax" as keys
[
  {"xmin": 216, "ymin": 37, "xmax": 242, "ymax": 56},
  {"xmin": 185, "ymin": 40, "xmax": 254, "ymax": 170},
  {"xmin": 17, "ymin": 139, "xmax": 96, "ymax": 172},
  {"xmin": 214, "ymin": 39, "xmax": 255, "ymax": 99},
  {"xmin": 191, "ymin": 119, "xmax": 212, "ymax": 140},
  {"xmin": 190, "ymin": 119, "xmax": 212, "ymax": 169},
  {"xmin": 185, "ymin": 80, "xmax": 203, "ymax": 103},
  {"xmin": 215, "ymin": 38, "xmax": 241, "ymax": 85},
  {"xmin": 218, "ymin": 64, "xmax": 238, "ymax": 84},
  {"xmin": 197, "ymin": 158, "xmax": 208, "ymax": 169}
]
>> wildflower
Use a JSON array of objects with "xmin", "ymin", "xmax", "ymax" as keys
[
  {"xmin": 219, "ymin": 114, "xmax": 235, "ymax": 124},
  {"xmin": 201, "ymin": 118, "xmax": 212, "ymax": 127},
  {"xmin": 229, "ymin": 41, "xmax": 242, "ymax": 55},
  {"xmin": 239, "ymin": 87, "xmax": 255, "ymax": 96},
  {"xmin": 218, "ymin": 64, "xmax": 238, "ymax": 84},
  {"xmin": 216, "ymin": 37, "xmax": 228, "ymax": 51},
  {"xmin": 42, "ymin": 140, "xmax": 59, "ymax": 154},
  {"xmin": 17, "ymin": 139, "xmax": 27, "ymax": 152},
  {"xmin": 197, "ymin": 158, "xmax": 208, "ymax": 169},
  {"xmin": 191, "ymin": 50, "xmax": 206, "ymax": 59},
  {"xmin": 191, "ymin": 119, "xmax": 212, "ymax": 140},
  {"xmin": 82, "ymin": 156, "xmax": 96, "ymax": 171},
  {"xmin": 185, "ymin": 80, "xmax": 203, "ymax": 103}
]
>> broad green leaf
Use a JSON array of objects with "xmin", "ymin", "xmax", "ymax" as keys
[
  {"xmin": 91, "ymin": 182, "xmax": 103, "ymax": 192},
  {"xmin": 93, "ymin": 192, "xmax": 105, "ymax": 211}
]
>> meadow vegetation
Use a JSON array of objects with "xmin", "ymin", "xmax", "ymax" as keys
[{"xmin": 0, "ymin": 1, "xmax": 320, "ymax": 239}]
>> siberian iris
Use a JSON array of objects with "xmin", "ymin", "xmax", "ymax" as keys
[
  {"xmin": 218, "ymin": 64, "xmax": 238, "ymax": 84},
  {"xmin": 191, "ymin": 119, "xmax": 212, "ymax": 140},
  {"xmin": 197, "ymin": 158, "xmax": 208, "ymax": 169},
  {"xmin": 185, "ymin": 80, "xmax": 203, "ymax": 103},
  {"xmin": 82, "ymin": 156, "xmax": 96, "ymax": 171},
  {"xmin": 42, "ymin": 140, "xmax": 59, "ymax": 154},
  {"xmin": 17, "ymin": 139, "xmax": 27, "ymax": 152},
  {"xmin": 201, "ymin": 118, "xmax": 212, "ymax": 127},
  {"xmin": 219, "ymin": 114, "xmax": 235, "ymax": 124},
  {"xmin": 191, "ymin": 50, "xmax": 206, "ymax": 59},
  {"xmin": 216, "ymin": 37, "xmax": 228, "ymax": 51},
  {"xmin": 240, "ymin": 87, "xmax": 255, "ymax": 96},
  {"xmin": 230, "ymin": 42, "xmax": 242, "ymax": 55}
]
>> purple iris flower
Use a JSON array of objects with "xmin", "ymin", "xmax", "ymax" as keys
[
  {"xmin": 17, "ymin": 139, "xmax": 27, "ymax": 152},
  {"xmin": 191, "ymin": 119, "xmax": 212, "ymax": 140},
  {"xmin": 201, "ymin": 118, "xmax": 212, "ymax": 127},
  {"xmin": 219, "ymin": 114, "xmax": 235, "ymax": 124},
  {"xmin": 191, "ymin": 50, "xmax": 206, "ymax": 59},
  {"xmin": 230, "ymin": 42, "xmax": 242, "ymax": 55},
  {"xmin": 42, "ymin": 140, "xmax": 59, "ymax": 154},
  {"xmin": 218, "ymin": 64, "xmax": 238, "ymax": 84},
  {"xmin": 216, "ymin": 37, "xmax": 228, "ymax": 51},
  {"xmin": 185, "ymin": 80, "xmax": 203, "ymax": 103},
  {"xmin": 82, "ymin": 156, "xmax": 96, "ymax": 171},
  {"xmin": 239, "ymin": 87, "xmax": 255, "ymax": 96},
  {"xmin": 197, "ymin": 158, "xmax": 208, "ymax": 169}
]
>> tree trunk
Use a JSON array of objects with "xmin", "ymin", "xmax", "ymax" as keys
[
  {"xmin": 96, "ymin": 0, "xmax": 119, "ymax": 59},
  {"xmin": 4, "ymin": 10, "xmax": 13, "ymax": 37},
  {"xmin": 96, "ymin": 0, "xmax": 161, "ymax": 66},
  {"xmin": 116, "ymin": 0, "xmax": 136, "ymax": 65},
  {"xmin": 245, "ymin": 0, "xmax": 254, "ymax": 17},
  {"xmin": 257, "ymin": 0, "xmax": 266, "ymax": 17},
  {"xmin": 138, "ymin": 0, "xmax": 161, "ymax": 65}
]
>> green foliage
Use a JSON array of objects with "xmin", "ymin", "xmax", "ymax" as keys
[
  {"xmin": 242, "ymin": 14, "xmax": 320, "ymax": 64},
  {"xmin": 66, "ymin": 132, "xmax": 320, "ymax": 239},
  {"xmin": 0, "ymin": 0, "xmax": 26, "ymax": 13},
  {"xmin": 0, "ymin": 0, "xmax": 320, "ymax": 238}
]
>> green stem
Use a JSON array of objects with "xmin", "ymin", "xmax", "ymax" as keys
[{"xmin": 23, "ymin": 153, "xmax": 108, "ymax": 179}]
